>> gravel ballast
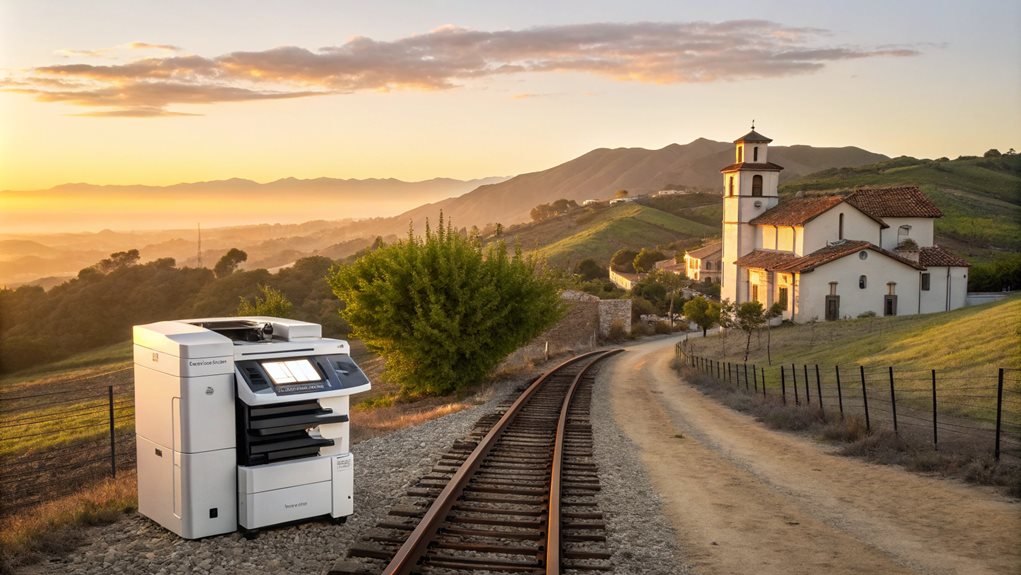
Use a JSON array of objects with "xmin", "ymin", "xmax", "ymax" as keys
[{"xmin": 21, "ymin": 352, "xmax": 688, "ymax": 575}]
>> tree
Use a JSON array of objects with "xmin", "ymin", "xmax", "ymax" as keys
[
  {"xmin": 735, "ymin": 301, "xmax": 766, "ymax": 362},
  {"xmin": 984, "ymin": 148, "xmax": 1002, "ymax": 158},
  {"xmin": 683, "ymin": 296, "xmax": 718, "ymax": 336},
  {"xmin": 717, "ymin": 299, "xmax": 736, "ymax": 359},
  {"xmin": 574, "ymin": 258, "xmax": 607, "ymax": 281},
  {"xmin": 214, "ymin": 248, "xmax": 248, "ymax": 278},
  {"xmin": 95, "ymin": 249, "xmax": 140, "ymax": 274},
  {"xmin": 633, "ymin": 248, "xmax": 666, "ymax": 273},
  {"xmin": 614, "ymin": 189, "xmax": 630, "ymax": 199},
  {"xmin": 237, "ymin": 284, "xmax": 293, "ymax": 317},
  {"xmin": 610, "ymin": 248, "xmax": 639, "ymax": 273},
  {"xmin": 765, "ymin": 302, "xmax": 784, "ymax": 365},
  {"xmin": 327, "ymin": 218, "xmax": 563, "ymax": 396}
]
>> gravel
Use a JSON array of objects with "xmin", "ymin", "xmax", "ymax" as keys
[
  {"xmin": 22, "ymin": 352, "xmax": 689, "ymax": 575},
  {"xmin": 590, "ymin": 357, "xmax": 690, "ymax": 575}
]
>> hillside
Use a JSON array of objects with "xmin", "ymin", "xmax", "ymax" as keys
[
  {"xmin": 495, "ymin": 201, "xmax": 718, "ymax": 269},
  {"xmin": 781, "ymin": 155, "xmax": 1021, "ymax": 263},
  {"xmin": 388, "ymin": 139, "xmax": 887, "ymax": 232}
]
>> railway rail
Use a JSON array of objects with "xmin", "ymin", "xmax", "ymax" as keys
[{"xmin": 330, "ymin": 349, "xmax": 622, "ymax": 575}]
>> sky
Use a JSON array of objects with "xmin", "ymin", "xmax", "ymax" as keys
[{"xmin": 1, "ymin": 0, "xmax": 1019, "ymax": 192}]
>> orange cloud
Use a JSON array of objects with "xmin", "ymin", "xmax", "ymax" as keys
[{"xmin": 5, "ymin": 21, "xmax": 922, "ymax": 117}]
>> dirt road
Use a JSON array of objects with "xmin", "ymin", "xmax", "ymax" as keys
[{"xmin": 603, "ymin": 335, "xmax": 1021, "ymax": 575}]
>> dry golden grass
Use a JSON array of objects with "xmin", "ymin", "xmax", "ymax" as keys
[
  {"xmin": 0, "ymin": 472, "xmax": 137, "ymax": 574},
  {"xmin": 352, "ymin": 400, "xmax": 476, "ymax": 443}
]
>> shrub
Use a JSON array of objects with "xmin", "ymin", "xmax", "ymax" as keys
[
  {"xmin": 857, "ymin": 310, "xmax": 877, "ymax": 318},
  {"xmin": 605, "ymin": 319, "xmax": 628, "ymax": 342},
  {"xmin": 654, "ymin": 320, "xmax": 672, "ymax": 334},
  {"xmin": 327, "ymin": 219, "xmax": 562, "ymax": 396}
]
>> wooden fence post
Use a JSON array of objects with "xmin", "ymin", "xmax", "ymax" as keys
[
  {"xmin": 835, "ymin": 365, "xmax": 844, "ymax": 418},
  {"xmin": 860, "ymin": 366, "xmax": 870, "ymax": 431},
  {"xmin": 108, "ymin": 385, "xmax": 116, "ymax": 479},
  {"xmin": 781, "ymin": 366, "xmax": 787, "ymax": 405},
  {"xmin": 931, "ymin": 369, "xmax": 938, "ymax": 450},
  {"xmin": 995, "ymin": 368, "xmax": 1004, "ymax": 461},
  {"xmin": 889, "ymin": 366, "xmax": 898, "ymax": 434},
  {"xmin": 804, "ymin": 364, "xmax": 811, "ymax": 405},
  {"xmin": 792, "ymin": 363, "xmax": 800, "ymax": 405},
  {"xmin": 815, "ymin": 364, "xmax": 824, "ymax": 418}
]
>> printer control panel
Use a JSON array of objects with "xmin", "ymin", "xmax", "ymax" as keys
[{"xmin": 236, "ymin": 354, "xmax": 369, "ymax": 397}]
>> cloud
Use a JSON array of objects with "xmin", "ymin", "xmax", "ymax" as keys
[{"xmin": 7, "ymin": 21, "xmax": 922, "ymax": 116}]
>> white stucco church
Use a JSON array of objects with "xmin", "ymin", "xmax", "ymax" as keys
[{"xmin": 720, "ymin": 127, "xmax": 969, "ymax": 321}]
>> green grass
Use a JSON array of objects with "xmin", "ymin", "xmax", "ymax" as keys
[
  {"xmin": 0, "ymin": 340, "xmax": 132, "ymax": 393},
  {"xmin": 520, "ymin": 204, "xmax": 717, "ymax": 268},
  {"xmin": 0, "ymin": 398, "xmax": 134, "ymax": 457},
  {"xmin": 684, "ymin": 296, "xmax": 1021, "ymax": 418}
]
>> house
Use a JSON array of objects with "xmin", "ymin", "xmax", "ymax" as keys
[
  {"xmin": 683, "ymin": 241, "xmax": 722, "ymax": 283},
  {"xmin": 719, "ymin": 127, "xmax": 968, "ymax": 321},
  {"xmin": 608, "ymin": 268, "xmax": 644, "ymax": 290},
  {"xmin": 653, "ymin": 256, "xmax": 685, "ymax": 275}
]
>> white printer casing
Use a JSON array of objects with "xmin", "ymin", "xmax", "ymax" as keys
[{"xmin": 133, "ymin": 317, "xmax": 370, "ymax": 539}]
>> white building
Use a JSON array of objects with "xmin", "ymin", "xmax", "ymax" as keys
[
  {"xmin": 683, "ymin": 242, "xmax": 723, "ymax": 283},
  {"xmin": 719, "ymin": 128, "xmax": 969, "ymax": 321}
]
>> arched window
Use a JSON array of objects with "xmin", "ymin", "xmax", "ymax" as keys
[
  {"xmin": 753, "ymin": 146, "xmax": 759, "ymax": 162},
  {"xmin": 752, "ymin": 175, "xmax": 763, "ymax": 196},
  {"xmin": 738, "ymin": 146, "xmax": 743, "ymax": 163},
  {"xmin": 729, "ymin": 176, "xmax": 734, "ymax": 196},
  {"xmin": 859, "ymin": 275, "xmax": 867, "ymax": 289},
  {"xmin": 839, "ymin": 213, "xmax": 844, "ymax": 240}
]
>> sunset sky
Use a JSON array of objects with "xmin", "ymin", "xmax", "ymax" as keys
[{"xmin": 1, "ymin": 0, "xmax": 1019, "ymax": 192}]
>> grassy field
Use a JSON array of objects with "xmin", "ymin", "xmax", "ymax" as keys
[
  {"xmin": 526, "ymin": 203, "xmax": 717, "ymax": 268},
  {"xmin": 0, "ymin": 340, "xmax": 132, "ymax": 394}
]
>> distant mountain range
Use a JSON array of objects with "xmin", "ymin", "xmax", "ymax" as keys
[
  {"xmin": 0, "ymin": 176, "xmax": 508, "ymax": 234},
  {"xmin": 379, "ymin": 138, "xmax": 888, "ymax": 232}
]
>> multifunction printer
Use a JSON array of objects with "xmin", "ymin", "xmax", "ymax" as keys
[{"xmin": 133, "ymin": 316, "xmax": 370, "ymax": 538}]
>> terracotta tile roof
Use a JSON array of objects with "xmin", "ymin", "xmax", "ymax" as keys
[
  {"xmin": 919, "ymin": 246, "xmax": 970, "ymax": 267},
  {"xmin": 748, "ymin": 196, "xmax": 845, "ymax": 226},
  {"xmin": 686, "ymin": 241, "xmax": 723, "ymax": 259},
  {"xmin": 720, "ymin": 161, "xmax": 784, "ymax": 173},
  {"xmin": 734, "ymin": 250, "xmax": 797, "ymax": 271},
  {"xmin": 772, "ymin": 240, "xmax": 925, "ymax": 273},
  {"xmin": 734, "ymin": 129, "xmax": 772, "ymax": 144},
  {"xmin": 845, "ymin": 186, "xmax": 943, "ymax": 218}
]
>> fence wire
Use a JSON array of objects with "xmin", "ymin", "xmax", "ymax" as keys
[{"xmin": 678, "ymin": 348, "xmax": 1020, "ymax": 461}]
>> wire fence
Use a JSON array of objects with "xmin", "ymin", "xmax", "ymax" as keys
[
  {"xmin": 0, "ymin": 368, "xmax": 135, "ymax": 515},
  {"xmin": 675, "ymin": 345, "xmax": 1021, "ymax": 461}
]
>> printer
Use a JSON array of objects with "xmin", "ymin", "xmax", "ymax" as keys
[{"xmin": 132, "ymin": 316, "xmax": 371, "ymax": 539}]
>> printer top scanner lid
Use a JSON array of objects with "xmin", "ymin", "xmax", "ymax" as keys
[{"xmin": 134, "ymin": 316, "xmax": 323, "ymax": 359}]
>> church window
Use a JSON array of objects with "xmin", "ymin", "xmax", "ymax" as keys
[
  {"xmin": 839, "ymin": 213, "xmax": 845, "ymax": 240},
  {"xmin": 729, "ymin": 176, "xmax": 734, "ymax": 196},
  {"xmin": 752, "ymin": 175, "xmax": 763, "ymax": 197},
  {"xmin": 754, "ymin": 146, "xmax": 759, "ymax": 162},
  {"xmin": 751, "ymin": 284, "xmax": 759, "ymax": 302},
  {"xmin": 829, "ymin": 282, "xmax": 838, "ymax": 296},
  {"xmin": 859, "ymin": 250, "xmax": 868, "ymax": 260},
  {"xmin": 887, "ymin": 282, "xmax": 897, "ymax": 295},
  {"xmin": 921, "ymin": 273, "xmax": 931, "ymax": 291},
  {"xmin": 738, "ymin": 146, "xmax": 743, "ymax": 163},
  {"xmin": 778, "ymin": 286, "xmax": 789, "ymax": 310},
  {"xmin": 859, "ymin": 275, "xmax": 867, "ymax": 289}
]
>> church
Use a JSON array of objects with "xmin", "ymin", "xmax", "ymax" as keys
[{"xmin": 719, "ymin": 127, "xmax": 969, "ymax": 321}]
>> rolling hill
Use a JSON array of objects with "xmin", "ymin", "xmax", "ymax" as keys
[
  {"xmin": 386, "ymin": 139, "xmax": 887, "ymax": 232},
  {"xmin": 495, "ymin": 201, "xmax": 718, "ymax": 269}
]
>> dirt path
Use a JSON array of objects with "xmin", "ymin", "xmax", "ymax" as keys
[{"xmin": 603, "ymin": 335, "xmax": 1021, "ymax": 575}]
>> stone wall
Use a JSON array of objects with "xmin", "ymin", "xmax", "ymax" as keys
[{"xmin": 598, "ymin": 299, "xmax": 632, "ymax": 336}]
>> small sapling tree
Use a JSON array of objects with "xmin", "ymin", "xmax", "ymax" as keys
[{"xmin": 735, "ymin": 301, "xmax": 766, "ymax": 362}]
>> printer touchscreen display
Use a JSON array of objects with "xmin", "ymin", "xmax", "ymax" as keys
[{"xmin": 262, "ymin": 359, "xmax": 322, "ymax": 385}]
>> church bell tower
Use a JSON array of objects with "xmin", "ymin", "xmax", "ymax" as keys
[{"xmin": 720, "ymin": 124, "xmax": 783, "ymax": 303}]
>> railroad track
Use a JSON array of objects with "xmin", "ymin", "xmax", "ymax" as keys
[{"xmin": 330, "ymin": 349, "xmax": 623, "ymax": 575}]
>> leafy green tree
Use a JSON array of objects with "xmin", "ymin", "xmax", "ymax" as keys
[
  {"xmin": 327, "ymin": 219, "xmax": 563, "ymax": 396},
  {"xmin": 633, "ymin": 248, "xmax": 666, "ymax": 273},
  {"xmin": 735, "ymin": 301, "xmax": 766, "ymax": 361},
  {"xmin": 214, "ymin": 248, "xmax": 248, "ymax": 278},
  {"xmin": 984, "ymin": 148, "xmax": 1002, "ymax": 158},
  {"xmin": 574, "ymin": 258, "xmax": 607, "ymax": 281},
  {"xmin": 683, "ymin": 296, "xmax": 718, "ymax": 336},
  {"xmin": 718, "ymin": 299, "xmax": 736, "ymax": 359},
  {"xmin": 610, "ymin": 248, "xmax": 639, "ymax": 273},
  {"xmin": 237, "ymin": 285, "xmax": 294, "ymax": 317},
  {"xmin": 95, "ymin": 249, "xmax": 140, "ymax": 273}
]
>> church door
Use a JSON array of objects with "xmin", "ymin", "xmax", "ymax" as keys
[{"xmin": 825, "ymin": 295, "xmax": 840, "ymax": 321}]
